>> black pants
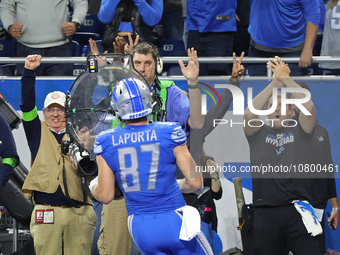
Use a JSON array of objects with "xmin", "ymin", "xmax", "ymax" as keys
[
  {"xmin": 247, "ymin": 44, "xmax": 308, "ymax": 76},
  {"xmin": 16, "ymin": 42, "xmax": 73, "ymax": 76},
  {"xmin": 187, "ymin": 30, "xmax": 234, "ymax": 75},
  {"xmin": 253, "ymin": 205, "xmax": 319, "ymax": 255},
  {"xmin": 233, "ymin": 24, "xmax": 250, "ymax": 56}
]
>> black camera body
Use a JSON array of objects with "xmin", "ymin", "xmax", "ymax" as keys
[
  {"xmin": 0, "ymin": 93, "xmax": 21, "ymax": 130},
  {"xmin": 62, "ymin": 139, "xmax": 97, "ymax": 176}
]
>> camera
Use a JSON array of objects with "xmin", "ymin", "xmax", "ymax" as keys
[
  {"xmin": 0, "ymin": 93, "xmax": 21, "ymax": 129},
  {"xmin": 68, "ymin": 143, "xmax": 98, "ymax": 176}
]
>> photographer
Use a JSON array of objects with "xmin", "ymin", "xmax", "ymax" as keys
[{"xmin": 20, "ymin": 55, "xmax": 96, "ymax": 255}]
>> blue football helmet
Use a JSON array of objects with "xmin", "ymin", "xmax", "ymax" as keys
[{"xmin": 112, "ymin": 77, "xmax": 152, "ymax": 120}]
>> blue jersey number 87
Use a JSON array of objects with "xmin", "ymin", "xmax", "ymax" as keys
[{"xmin": 117, "ymin": 143, "xmax": 160, "ymax": 193}]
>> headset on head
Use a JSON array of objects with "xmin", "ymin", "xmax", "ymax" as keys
[
  {"xmin": 132, "ymin": 41, "xmax": 163, "ymax": 75},
  {"xmin": 140, "ymin": 41, "xmax": 163, "ymax": 75},
  {"xmin": 154, "ymin": 47, "xmax": 163, "ymax": 75}
]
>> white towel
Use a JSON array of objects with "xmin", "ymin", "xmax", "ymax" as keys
[
  {"xmin": 176, "ymin": 205, "xmax": 201, "ymax": 241},
  {"xmin": 314, "ymin": 208, "xmax": 324, "ymax": 222},
  {"xmin": 292, "ymin": 200, "xmax": 323, "ymax": 236}
]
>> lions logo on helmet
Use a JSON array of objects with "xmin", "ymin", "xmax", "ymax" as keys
[{"xmin": 112, "ymin": 78, "xmax": 152, "ymax": 120}]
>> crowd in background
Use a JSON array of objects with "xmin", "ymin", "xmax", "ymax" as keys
[
  {"xmin": 0, "ymin": 0, "xmax": 339, "ymax": 76},
  {"xmin": 0, "ymin": 0, "xmax": 339, "ymax": 255}
]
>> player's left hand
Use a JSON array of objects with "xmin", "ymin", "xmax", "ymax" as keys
[
  {"xmin": 89, "ymin": 176, "xmax": 98, "ymax": 193},
  {"xmin": 299, "ymin": 48, "xmax": 313, "ymax": 69},
  {"xmin": 328, "ymin": 210, "xmax": 339, "ymax": 230},
  {"xmin": 62, "ymin": 22, "xmax": 77, "ymax": 36},
  {"xmin": 178, "ymin": 47, "xmax": 199, "ymax": 83}
]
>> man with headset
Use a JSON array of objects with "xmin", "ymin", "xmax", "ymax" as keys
[{"xmin": 95, "ymin": 42, "xmax": 204, "ymax": 255}]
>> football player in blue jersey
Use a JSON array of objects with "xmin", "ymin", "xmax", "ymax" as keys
[{"xmin": 90, "ymin": 77, "xmax": 214, "ymax": 255}]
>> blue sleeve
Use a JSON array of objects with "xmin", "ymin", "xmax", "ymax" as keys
[
  {"xmin": 165, "ymin": 122, "xmax": 187, "ymax": 148},
  {"xmin": 97, "ymin": 0, "xmax": 121, "ymax": 24},
  {"xmin": 301, "ymin": 0, "xmax": 320, "ymax": 26},
  {"xmin": 159, "ymin": 123, "xmax": 187, "ymax": 169},
  {"xmin": 94, "ymin": 130, "xmax": 114, "ymax": 155},
  {"xmin": 0, "ymin": 113, "xmax": 19, "ymax": 188},
  {"xmin": 132, "ymin": 0, "xmax": 163, "ymax": 26},
  {"xmin": 20, "ymin": 68, "xmax": 41, "ymax": 161},
  {"xmin": 94, "ymin": 133, "xmax": 105, "ymax": 155},
  {"xmin": 166, "ymin": 85, "xmax": 190, "ymax": 135}
]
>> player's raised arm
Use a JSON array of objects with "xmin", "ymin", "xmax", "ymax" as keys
[{"xmin": 175, "ymin": 144, "xmax": 202, "ymax": 193}]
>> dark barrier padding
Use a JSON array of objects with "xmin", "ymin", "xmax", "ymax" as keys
[
  {"xmin": 12, "ymin": 162, "xmax": 29, "ymax": 188},
  {"xmin": 0, "ymin": 177, "xmax": 33, "ymax": 226}
]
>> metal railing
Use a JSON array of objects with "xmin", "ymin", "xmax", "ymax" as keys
[
  {"xmin": 0, "ymin": 56, "xmax": 339, "ymax": 82},
  {"xmin": 1, "ymin": 56, "xmax": 340, "ymax": 64}
]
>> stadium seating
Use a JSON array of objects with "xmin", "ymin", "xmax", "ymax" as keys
[
  {"xmin": 72, "ymin": 32, "xmax": 101, "ymax": 46},
  {"xmin": 71, "ymin": 33, "xmax": 102, "ymax": 76},
  {"xmin": 73, "ymin": 40, "xmax": 104, "ymax": 76},
  {"xmin": 158, "ymin": 39, "xmax": 186, "ymax": 57},
  {"xmin": 72, "ymin": 40, "xmax": 80, "ymax": 57},
  {"xmin": 0, "ymin": 64, "xmax": 16, "ymax": 76},
  {"xmin": 71, "ymin": 40, "xmax": 85, "ymax": 76},
  {"xmin": 158, "ymin": 39, "xmax": 186, "ymax": 75},
  {"xmin": 0, "ymin": 39, "xmax": 16, "ymax": 75},
  {"xmin": 77, "ymin": 14, "xmax": 106, "ymax": 36},
  {"xmin": 0, "ymin": 39, "xmax": 15, "ymax": 57}
]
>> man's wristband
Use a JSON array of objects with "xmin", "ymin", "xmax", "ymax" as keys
[
  {"xmin": 3, "ymin": 157, "xmax": 17, "ymax": 168},
  {"xmin": 72, "ymin": 21, "xmax": 81, "ymax": 30},
  {"xmin": 188, "ymin": 84, "xmax": 199, "ymax": 89},
  {"xmin": 332, "ymin": 207, "xmax": 340, "ymax": 213},
  {"xmin": 210, "ymin": 172, "xmax": 219, "ymax": 181},
  {"xmin": 212, "ymin": 176, "xmax": 219, "ymax": 181}
]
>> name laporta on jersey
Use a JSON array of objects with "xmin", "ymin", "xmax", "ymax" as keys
[
  {"xmin": 94, "ymin": 122, "xmax": 187, "ymax": 154},
  {"xmin": 265, "ymin": 132, "xmax": 294, "ymax": 147},
  {"xmin": 112, "ymin": 129, "xmax": 158, "ymax": 146}
]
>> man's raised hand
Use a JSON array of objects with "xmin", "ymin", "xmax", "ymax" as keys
[
  {"xmin": 24, "ymin": 55, "xmax": 42, "ymax": 70},
  {"xmin": 178, "ymin": 47, "xmax": 199, "ymax": 83},
  {"xmin": 267, "ymin": 56, "xmax": 291, "ymax": 79},
  {"xmin": 124, "ymin": 33, "xmax": 139, "ymax": 54},
  {"xmin": 231, "ymin": 52, "xmax": 245, "ymax": 79}
]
